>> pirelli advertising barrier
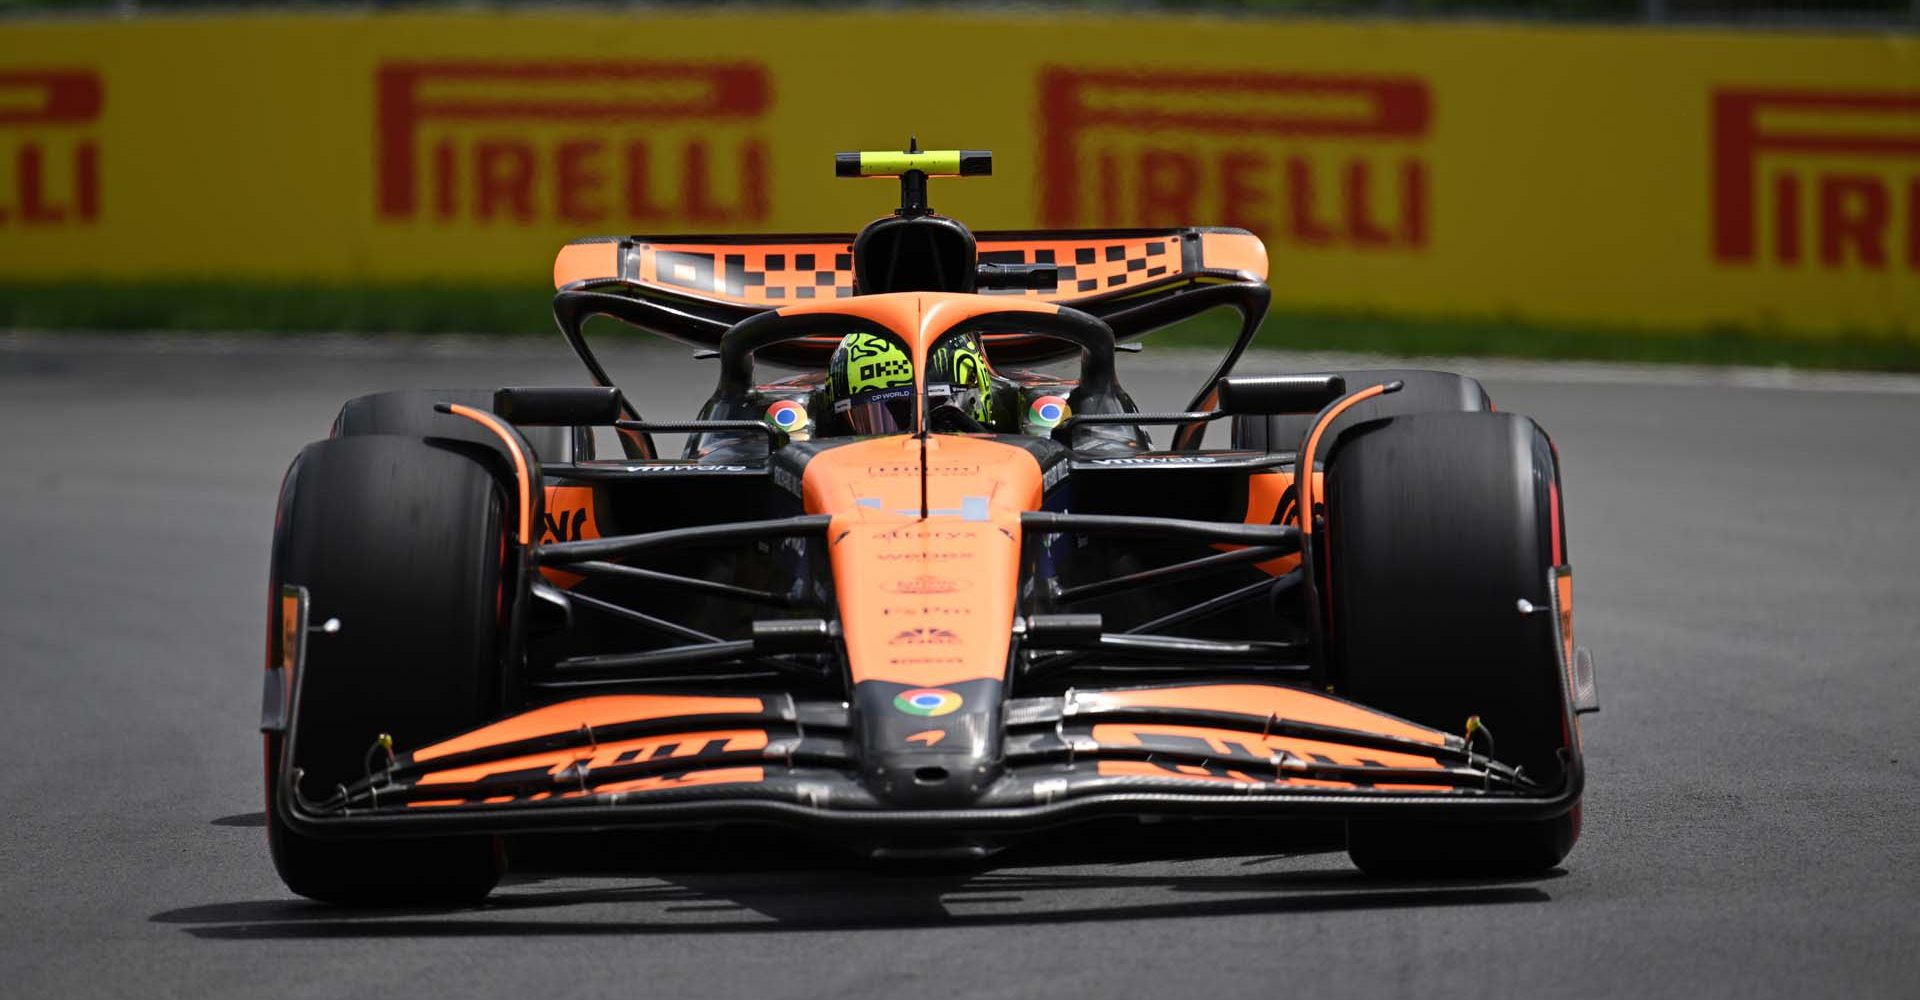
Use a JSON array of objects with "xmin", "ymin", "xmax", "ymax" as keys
[{"xmin": 1, "ymin": 12, "xmax": 1916, "ymax": 337}]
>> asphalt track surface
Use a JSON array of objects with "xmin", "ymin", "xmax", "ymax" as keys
[{"xmin": 2, "ymin": 332, "xmax": 1916, "ymax": 999}]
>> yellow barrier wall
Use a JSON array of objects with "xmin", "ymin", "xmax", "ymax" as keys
[{"xmin": 1, "ymin": 12, "xmax": 1916, "ymax": 336}]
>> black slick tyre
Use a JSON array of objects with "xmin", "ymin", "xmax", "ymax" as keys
[
  {"xmin": 333, "ymin": 388, "xmax": 577, "ymax": 464},
  {"xmin": 264, "ymin": 434, "xmax": 506, "ymax": 904},
  {"xmin": 1231, "ymin": 369, "xmax": 1490, "ymax": 454},
  {"xmin": 1323, "ymin": 411, "xmax": 1578, "ymax": 876}
]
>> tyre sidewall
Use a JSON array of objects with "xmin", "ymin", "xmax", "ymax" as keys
[{"xmin": 264, "ymin": 434, "xmax": 507, "ymax": 902}]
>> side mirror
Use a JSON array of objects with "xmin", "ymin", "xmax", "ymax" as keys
[
  {"xmin": 493, "ymin": 386, "xmax": 624, "ymax": 426},
  {"xmin": 977, "ymin": 262, "xmax": 1059, "ymax": 291},
  {"xmin": 1214, "ymin": 374, "xmax": 1347, "ymax": 416}
]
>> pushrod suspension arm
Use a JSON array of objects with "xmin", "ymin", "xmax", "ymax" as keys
[{"xmin": 540, "ymin": 514, "xmax": 832, "ymax": 565}]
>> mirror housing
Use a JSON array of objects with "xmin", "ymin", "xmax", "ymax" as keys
[
  {"xmin": 977, "ymin": 261, "xmax": 1059, "ymax": 291},
  {"xmin": 493, "ymin": 387, "xmax": 624, "ymax": 426},
  {"xmin": 1214, "ymin": 374, "xmax": 1347, "ymax": 416}
]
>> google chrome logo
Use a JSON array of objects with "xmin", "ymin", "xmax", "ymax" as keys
[
  {"xmin": 1027, "ymin": 395, "xmax": 1070, "ymax": 430},
  {"xmin": 764, "ymin": 399, "xmax": 809, "ymax": 433},
  {"xmin": 893, "ymin": 687, "xmax": 964, "ymax": 717}
]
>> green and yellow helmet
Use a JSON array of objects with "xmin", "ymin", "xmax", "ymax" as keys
[
  {"xmin": 828, "ymin": 332, "xmax": 916, "ymax": 434},
  {"xmin": 926, "ymin": 331, "xmax": 995, "ymax": 428}
]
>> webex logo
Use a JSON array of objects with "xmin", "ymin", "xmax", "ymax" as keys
[
  {"xmin": 1712, "ymin": 88, "xmax": 1920, "ymax": 272},
  {"xmin": 0, "ymin": 70, "xmax": 101, "ymax": 227},
  {"xmin": 376, "ymin": 61, "xmax": 772, "ymax": 226},
  {"xmin": 1038, "ymin": 67, "xmax": 1431, "ymax": 251}
]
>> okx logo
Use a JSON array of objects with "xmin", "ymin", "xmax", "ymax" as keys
[
  {"xmin": 1038, "ymin": 67, "xmax": 1431, "ymax": 251},
  {"xmin": 377, "ymin": 60, "xmax": 772, "ymax": 227},
  {"xmin": 0, "ymin": 70, "xmax": 102, "ymax": 227}
]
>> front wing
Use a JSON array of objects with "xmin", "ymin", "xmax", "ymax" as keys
[{"xmin": 276, "ymin": 682, "xmax": 1582, "ymax": 838}]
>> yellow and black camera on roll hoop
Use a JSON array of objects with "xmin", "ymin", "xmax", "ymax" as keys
[{"xmin": 834, "ymin": 139, "xmax": 1053, "ymax": 294}]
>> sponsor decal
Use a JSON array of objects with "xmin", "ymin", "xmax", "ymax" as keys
[
  {"xmin": 889, "ymin": 627, "xmax": 961, "ymax": 646},
  {"xmin": 871, "ymin": 527, "xmax": 978, "ymax": 542},
  {"xmin": 836, "ymin": 384, "xmax": 911, "ymax": 416},
  {"xmin": 882, "ymin": 604, "xmax": 972, "ymax": 617},
  {"xmin": 877, "ymin": 551, "xmax": 974, "ymax": 561},
  {"xmin": 924, "ymin": 496, "xmax": 993, "ymax": 522},
  {"xmin": 416, "ymin": 731, "xmax": 765, "ymax": 803},
  {"xmin": 859, "ymin": 359, "xmax": 912, "ymax": 383},
  {"xmin": 1098, "ymin": 724, "xmax": 1441, "ymax": 776},
  {"xmin": 539, "ymin": 486, "xmax": 597, "ymax": 544},
  {"xmin": 888, "ymin": 655, "xmax": 967, "ymax": 665},
  {"xmin": 541, "ymin": 508, "xmax": 589, "ymax": 544},
  {"xmin": 883, "ymin": 574, "xmax": 971, "ymax": 594},
  {"xmin": 867, "ymin": 464, "xmax": 980, "ymax": 477},
  {"xmin": 624, "ymin": 463, "xmax": 752, "ymax": 472},
  {"xmin": 1085, "ymin": 455, "xmax": 1219, "ymax": 466},
  {"xmin": 1042, "ymin": 459, "xmax": 1069, "ymax": 491},
  {"xmin": 763, "ymin": 399, "xmax": 809, "ymax": 434},
  {"xmin": 905, "ymin": 729, "xmax": 948, "ymax": 747},
  {"xmin": 376, "ymin": 60, "xmax": 771, "ymax": 227},
  {"xmin": 1712, "ymin": 88, "xmax": 1920, "ymax": 272},
  {"xmin": 1039, "ymin": 67, "xmax": 1430, "ymax": 251},
  {"xmin": 1026, "ymin": 395, "xmax": 1071, "ymax": 431},
  {"xmin": 893, "ymin": 687, "xmax": 965, "ymax": 717},
  {"xmin": 0, "ymin": 70, "xmax": 102, "ymax": 227}
]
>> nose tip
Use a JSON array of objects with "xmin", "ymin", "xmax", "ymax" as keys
[
  {"xmin": 869, "ymin": 754, "xmax": 996, "ymax": 808},
  {"xmin": 853, "ymin": 682, "xmax": 1007, "ymax": 809}
]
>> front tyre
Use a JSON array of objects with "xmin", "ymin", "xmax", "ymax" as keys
[
  {"xmin": 1230, "ymin": 369, "xmax": 1490, "ymax": 454},
  {"xmin": 264, "ymin": 435, "xmax": 506, "ymax": 904},
  {"xmin": 1323, "ymin": 411, "xmax": 1579, "ymax": 876},
  {"xmin": 333, "ymin": 388, "xmax": 577, "ymax": 463}
]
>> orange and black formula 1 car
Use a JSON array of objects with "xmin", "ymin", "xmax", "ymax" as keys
[{"xmin": 262, "ymin": 147, "xmax": 1598, "ymax": 903}]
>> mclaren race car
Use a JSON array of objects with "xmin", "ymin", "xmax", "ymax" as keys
[{"xmin": 262, "ymin": 146, "xmax": 1598, "ymax": 903}]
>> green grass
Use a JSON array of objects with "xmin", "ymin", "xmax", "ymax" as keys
[{"xmin": 4, "ymin": 279, "xmax": 1917, "ymax": 372}]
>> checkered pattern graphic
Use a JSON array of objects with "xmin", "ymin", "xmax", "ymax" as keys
[
  {"xmin": 976, "ymin": 236, "xmax": 1184, "ymax": 297},
  {"xmin": 630, "ymin": 234, "xmax": 1184, "ymax": 306},
  {"xmin": 642, "ymin": 243, "xmax": 857, "ymax": 303}
]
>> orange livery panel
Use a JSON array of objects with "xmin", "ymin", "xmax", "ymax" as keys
[
  {"xmin": 411, "ymin": 694, "xmax": 767, "ymax": 762},
  {"xmin": 802, "ymin": 434, "xmax": 1041, "ymax": 688}
]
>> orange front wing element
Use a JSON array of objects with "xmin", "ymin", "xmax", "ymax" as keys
[{"xmin": 410, "ymin": 694, "xmax": 768, "ymax": 762}]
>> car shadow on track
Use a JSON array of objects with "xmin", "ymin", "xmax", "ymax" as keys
[{"xmin": 160, "ymin": 820, "xmax": 1558, "ymax": 939}]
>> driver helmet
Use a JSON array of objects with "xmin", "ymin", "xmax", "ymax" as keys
[
  {"xmin": 828, "ymin": 332, "xmax": 916, "ymax": 434},
  {"xmin": 926, "ymin": 331, "xmax": 996, "ymax": 428}
]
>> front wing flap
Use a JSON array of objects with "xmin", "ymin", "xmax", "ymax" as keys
[{"xmin": 278, "ymin": 683, "xmax": 1580, "ymax": 838}]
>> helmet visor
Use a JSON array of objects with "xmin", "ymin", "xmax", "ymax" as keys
[
  {"xmin": 926, "ymin": 383, "xmax": 988, "ymax": 429},
  {"xmin": 926, "ymin": 331, "xmax": 995, "ymax": 428},
  {"xmin": 837, "ymin": 385, "xmax": 916, "ymax": 435}
]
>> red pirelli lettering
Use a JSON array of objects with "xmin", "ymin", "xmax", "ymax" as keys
[
  {"xmin": 0, "ymin": 70, "xmax": 101, "ymax": 126},
  {"xmin": 0, "ymin": 70, "xmax": 104, "ymax": 227},
  {"xmin": 1712, "ymin": 88, "xmax": 1920, "ymax": 271},
  {"xmin": 1038, "ymin": 67, "xmax": 1431, "ymax": 250},
  {"xmin": 376, "ymin": 61, "xmax": 771, "ymax": 225}
]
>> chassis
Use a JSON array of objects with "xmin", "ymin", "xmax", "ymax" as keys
[{"xmin": 262, "ymin": 148, "xmax": 1597, "ymax": 902}]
